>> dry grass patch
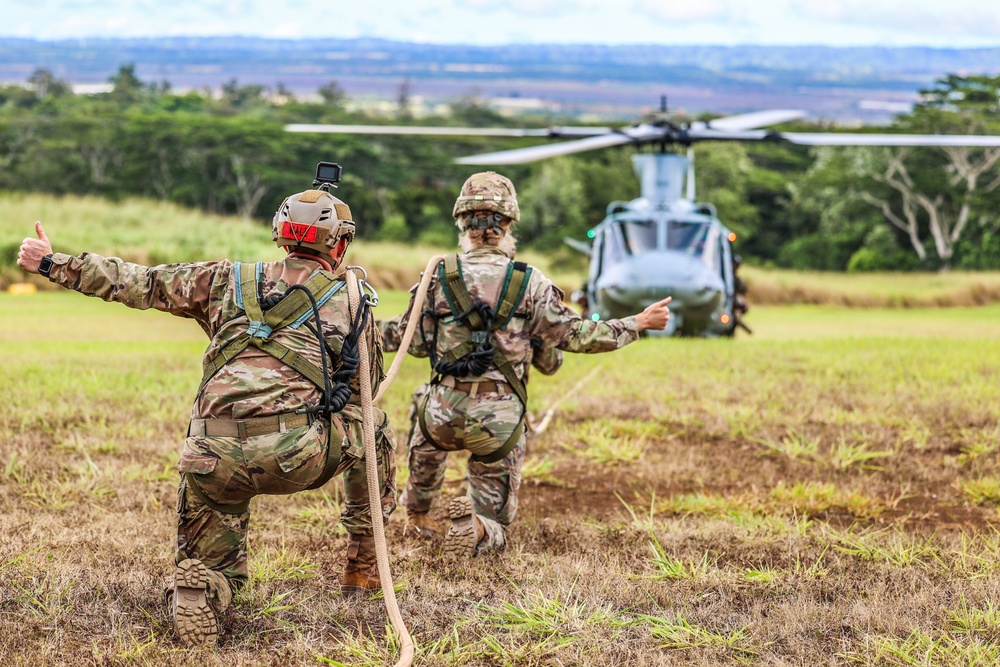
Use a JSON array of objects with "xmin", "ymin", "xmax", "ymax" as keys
[{"xmin": 4, "ymin": 291, "xmax": 1000, "ymax": 665}]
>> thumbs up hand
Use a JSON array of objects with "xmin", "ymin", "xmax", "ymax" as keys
[
  {"xmin": 17, "ymin": 221, "xmax": 55, "ymax": 274},
  {"xmin": 636, "ymin": 296, "xmax": 672, "ymax": 332}
]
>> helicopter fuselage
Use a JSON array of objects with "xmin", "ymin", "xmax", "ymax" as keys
[{"xmin": 579, "ymin": 154, "xmax": 739, "ymax": 337}]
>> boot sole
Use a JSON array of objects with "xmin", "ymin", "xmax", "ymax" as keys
[
  {"xmin": 444, "ymin": 496, "xmax": 478, "ymax": 558},
  {"xmin": 173, "ymin": 559, "xmax": 219, "ymax": 648}
]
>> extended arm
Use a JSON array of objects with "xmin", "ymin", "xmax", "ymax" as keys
[
  {"xmin": 529, "ymin": 276, "xmax": 671, "ymax": 353},
  {"xmin": 18, "ymin": 221, "xmax": 227, "ymax": 332}
]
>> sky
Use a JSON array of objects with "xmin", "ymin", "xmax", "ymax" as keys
[{"xmin": 3, "ymin": 0, "xmax": 1000, "ymax": 48}]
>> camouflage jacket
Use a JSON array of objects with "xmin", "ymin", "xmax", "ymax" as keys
[
  {"xmin": 380, "ymin": 246, "xmax": 637, "ymax": 385},
  {"xmin": 47, "ymin": 252, "xmax": 383, "ymax": 422}
]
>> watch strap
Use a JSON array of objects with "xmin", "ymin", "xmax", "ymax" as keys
[{"xmin": 38, "ymin": 254, "xmax": 54, "ymax": 278}]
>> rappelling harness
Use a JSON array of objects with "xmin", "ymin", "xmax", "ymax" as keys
[
  {"xmin": 417, "ymin": 253, "xmax": 532, "ymax": 464},
  {"xmin": 185, "ymin": 261, "xmax": 371, "ymax": 514}
]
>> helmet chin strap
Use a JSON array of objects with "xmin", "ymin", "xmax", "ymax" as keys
[{"xmin": 288, "ymin": 250, "xmax": 334, "ymax": 273}]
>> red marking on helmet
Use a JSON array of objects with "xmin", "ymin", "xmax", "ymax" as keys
[{"xmin": 282, "ymin": 221, "xmax": 318, "ymax": 243}]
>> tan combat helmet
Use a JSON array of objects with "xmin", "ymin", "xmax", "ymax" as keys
[
  {"xmin": 452, "ymin": 171, "xmax": 520, "ymax": 228},
  {"xmin": 272, "ymin": 189, "xmax": 356, "ymax": 262}
]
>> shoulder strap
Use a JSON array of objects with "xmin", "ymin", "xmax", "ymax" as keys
[
  {"xmin": 439, "ymin": 254, "xmax": 486, "ymax": 330},
  {"xmin": 494, "ymin": 261, "xmax": 532, "ymax": 331}
]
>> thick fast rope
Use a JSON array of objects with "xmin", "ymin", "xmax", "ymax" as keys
[
  {"xmin": 346, "ymin": 269, "xmax": 415, "ymax": 667},
  {"xmin": 373, "ymin": 255, "xmax": 445, "ymax": 404}
]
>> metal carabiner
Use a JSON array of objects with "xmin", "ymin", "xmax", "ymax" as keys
[{"xmin": 345, "ymin": 266, "xmax": 379, "ymax": 306}]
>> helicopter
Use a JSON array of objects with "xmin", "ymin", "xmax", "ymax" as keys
[{"xmin": 286, "ymin": 101, "xmax": 1000, "ymax": 336}]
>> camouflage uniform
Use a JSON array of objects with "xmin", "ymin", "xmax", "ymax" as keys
[
  {"xmin": 381, "ymin": 245, "xmax": 637, "ymax": 553},
  {"xmin": 46, "ymin": 252, "xmax": 396, "ymax": 609}
]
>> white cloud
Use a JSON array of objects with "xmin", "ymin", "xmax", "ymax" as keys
[
  {"xmin": 632, "ymin": 0, "xmax": 748, "ymax": 24},
  {"xmin": 464, "ymin": 0, "xmax": 591, "ymax": 18},
  {"xmin": 2, "ymin": 0, "xmax": 1000, "ymax": 45},
  {"xmin": 794, "ymin": 0, "xmax": 1000, "ymax": 37}
]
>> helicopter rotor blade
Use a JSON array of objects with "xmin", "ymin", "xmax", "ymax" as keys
[
  {"xmin": 284, "ymin": 123, "xmax": 555, "ymax": 137},
  {"xmin": 285, "ymin": 123, "xmax": 617, "ymax": 139},
  {"xmin": 456, "ymin": 125, "xmax": 667, "ymax": 164},
  {"xmin": 778, "ymin": 132, "xmax": 1000, "ymax": 147},
  {"xmin": 689, "ymin": 109, "xmax": 807, "ymax": 132}
]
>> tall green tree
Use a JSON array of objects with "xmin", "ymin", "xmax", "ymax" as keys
[{"xmin": 855, "ymin": 75, "xmax": 1000, "ymax": 267}]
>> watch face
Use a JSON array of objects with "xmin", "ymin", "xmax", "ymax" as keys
[{"xmin": 39, "ymin": 255, "xmax": 53, "ymax": 276}]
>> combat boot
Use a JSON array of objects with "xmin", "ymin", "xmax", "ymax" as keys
[
  {"xmin": 341, "ymin": 533, "xmax": 380, "ymax": 598},
  {"xmin": 170, "ymin": 558, "xmax": 219, "ymax": 648},
  {"xmin": 444, "ymin": 496, "xmax": 485, "ymax": 558},
  {"xmin": 403, "ymin": 510, "xmax": 441, "ymax": 539}
]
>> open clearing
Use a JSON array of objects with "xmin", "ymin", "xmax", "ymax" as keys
[{"xmin": 2, "ymin": 291, "xmax": 1000, "ymax": 666}]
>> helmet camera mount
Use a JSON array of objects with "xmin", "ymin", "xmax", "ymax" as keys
[{"xmin": 312, "ymin": 161, "xmax": 343, "ymax": 192}]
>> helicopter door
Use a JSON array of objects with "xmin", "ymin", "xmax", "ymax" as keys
[{"xmin": 601, "ymin": 222, "xmax": 629, "ymax": 266}]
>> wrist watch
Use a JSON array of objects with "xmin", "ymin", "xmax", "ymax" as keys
[{"xmin": 38, "ymin": 253, "xmax": 54, "ymax": 278}]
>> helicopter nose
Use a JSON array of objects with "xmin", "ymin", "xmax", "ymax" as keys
[
  {"xmin": 595, "ymin": 251, "xmax": 725, "ymax": 324},
  {"xmin": 601, "ymin": 251, "xmax": 721, "ymax": 303}
]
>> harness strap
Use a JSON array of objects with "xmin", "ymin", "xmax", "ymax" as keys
[
  {"xmin": 200, "ymin": 263, "xmax": 344, "ymax": 391},
  {"xmin": 424, "ymin": 253, "xmax": 531, "ymax": 462},
  {"xmin": 493, "ymin": 261, "xmax": 531, "ymax": 330},
  {"xmin": 440, "ymin": 254, "xmax": 486, "ymax": 330},
  {"xmin": 305, "ymin": 419, "xmax": 343, "ymax": 490},
  {"xmin": 416, "ymin": 392, "xmax": 439, "ymax": 451},
  {"xmin": 416, "ymin": 389, "xmax": 524, "ymax": 463},
  {"xmin": 184, "ymin": 473, "xmax": 250, "ymax": 515},
  {"xmin": 239, "ymin": 261, "xmax": 266, "ymax": 323},
  {"xmin": 471, "ymin": 420, "xmax": 524, "ymax": 464}
]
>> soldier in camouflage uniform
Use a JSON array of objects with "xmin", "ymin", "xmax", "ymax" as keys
[
  {"xmin": 380, "ymin": 171, "xmax": 672, "ymax": 557},
  {"xmin": 17, "ymin": 187, "xmax": 396, "ymax": 648}
]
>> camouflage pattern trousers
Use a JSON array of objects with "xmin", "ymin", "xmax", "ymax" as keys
[
  {"xmin": 175, "ymin": 410, "xmax": 396, "ymax": 610},
  {"xmin": 402, "ymin": 383, "xmax": 525, "ymax": 554}
]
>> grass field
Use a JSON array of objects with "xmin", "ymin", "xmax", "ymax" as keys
[{"xmin": 2, "ymin": 286, "xmax": 1000, "ymax": 666}]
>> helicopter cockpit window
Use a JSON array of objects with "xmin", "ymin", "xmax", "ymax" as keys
[
  {"xmin": 601, "ymin": 224, "xmax": 629, "ymax": 266},
  {"xmin": 668, "ymin": 221, "xmax": 721, "ymax": 269},
  {"xmin": 618, "ymin": 220, "xmax": 657, "ymax": 255}
]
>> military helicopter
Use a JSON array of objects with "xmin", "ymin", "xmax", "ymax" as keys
[{"xmin": 287, "ymin": 100, "xmax": 1000, "ymax": 336}]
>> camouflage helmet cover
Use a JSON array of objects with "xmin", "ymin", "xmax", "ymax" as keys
[
  {"xmin": 452, "ymin": 171, "xmax": 520, "ymax": 224},
  {"xmin": 272, "ymin": 189, "xmax": 356, "ymax": 256}
]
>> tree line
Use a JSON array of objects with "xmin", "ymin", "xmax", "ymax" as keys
[{"xmin": 2, "ymin": 65, "xmax": 999, "ymax": 271}]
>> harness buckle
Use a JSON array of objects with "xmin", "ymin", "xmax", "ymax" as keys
[
  {"xmin": 471, "ymin": 331, "xmax": 488, "ymax": 344},
  {"xmin": 246, "ymin": 321, "xmax": 273, "ymax": 339}
]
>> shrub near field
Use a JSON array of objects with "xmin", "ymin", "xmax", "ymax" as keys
[{"xmin": 2, "ymin": 284, "xmax": 1000, "ymax": 665}]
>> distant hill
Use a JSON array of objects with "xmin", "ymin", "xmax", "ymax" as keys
[{"xmin": 2, "ymin": 37, "xmax": 1000, "ymax": 122}]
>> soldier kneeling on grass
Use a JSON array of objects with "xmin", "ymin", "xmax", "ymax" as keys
[
  {"xmin": 16, "ymin": 180, "xmax": 396, "ymax": 648},
  {"xmin": 379, "ymin": 171, "xmax": 673, "ymax": 558}
]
